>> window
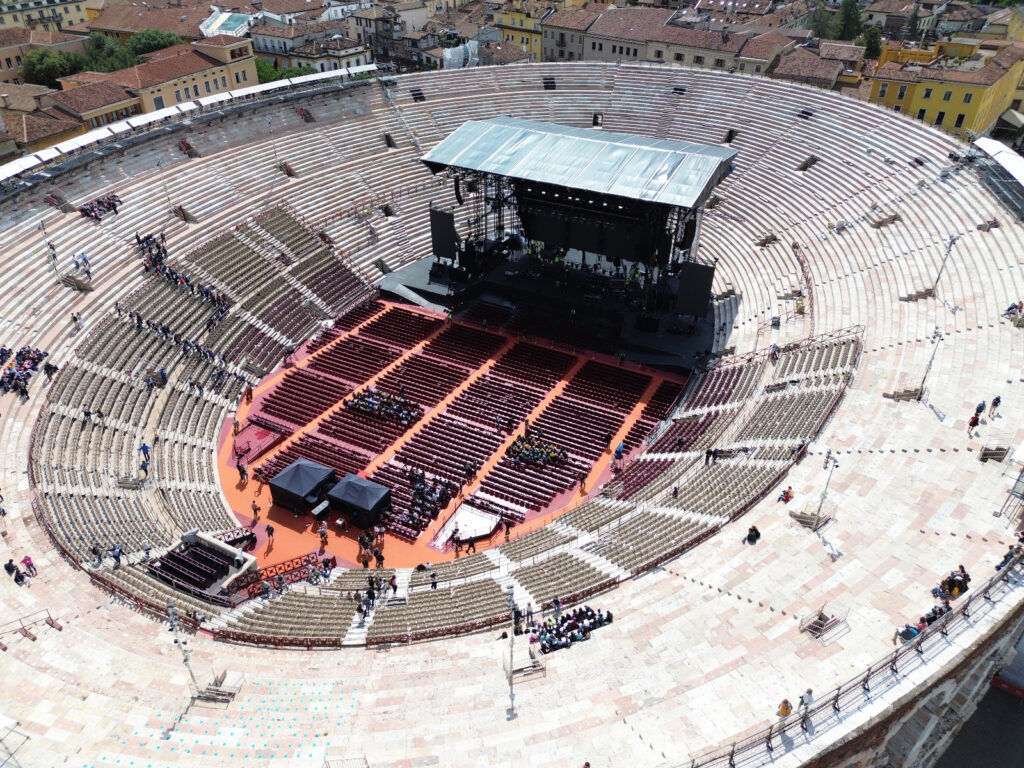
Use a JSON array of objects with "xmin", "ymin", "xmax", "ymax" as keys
[
  {"xmin": 954, "ymin": 113, "xmax": 965, "ymax": 129},
  {"xmin": 674, "ymin": 52, "xmax": 682, "ymax": 61},
  {"xmin": 694, "ymin": 55, "xmax": 704, "ymax": 65},
  {"xmin": 893, "ymin": 105, "xmax": 901, "ymax": 113},
  {"xmin": 878, "ymin": 82, "xmax": 887, "ymax": 98},
  {"xmin": 755, "ymin": 65, "xmax": 762, "ymax": 73},
  {"xmin": 558, "ymin": 49, "xmax": 564, "ymax": 58},
  {"xmin": 234, "ymin": 72, "xmax": 240, "ymax": 84},
  {"xmin": 714, "ymin": 58, "xmax": 725, "ymax": 68},
  {"xmin": 591, "ymin": 41, "xmax": 595, "ymax": 50},
  {"xmin": 655, "ymin": 49, "xmax": 662, "ymax": 59},
  {"xmin": 204, "ymin": 80, "xmax": 211, "ymax": 93},
  {"xmin": 174, "ymin": 89, "xmax": 181, "ymax": 102},
  {"xmin": 942, "ymin": 90, "xmax": 952, "ymax": 101},
  {"xmin": 935, "ymin": 111, "xmax": 945, "ymax": 126},
  {"xmin": 192, "ymin": 84, "xmax": 199, "ymax": 97},
  {"xmin": 923, "ymin": 87, "xmax": 932, "ymax": 99},
  {"xmin": 598, "ymin": 43, "xmax": 602, "ymax": 51},
  {"xmin": 739, "ymin": 62, "xmax": 745, "ymax": 71},
  {"xmin": 963, "ymin": 92, "xmax": 972, "ymax": 104},
  {"xmin": 632, "ymin": 48, "xmax": 637, "ymax": 57},
  {"xmin": 4, "ymin": 58, "xmax": 10, "ymax": 70},
  {"xmin": 896, "ymin": 84, "xmax": 906, "ymax": 100},
  {"xmin": 221, "ymin": 76, "xmax": 227, "ymax": 88},
  {"xmin": 917, "ymin": 108, "xmax": 926, "ymax": 120},
  {"xmin": 153, "ymin": 95, "xmax": 164, "ymax": 109}
]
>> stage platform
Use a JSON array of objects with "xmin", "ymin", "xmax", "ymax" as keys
[{"xmin": 378, "ymin": 252, "xmax": 717, "ymax": 375}]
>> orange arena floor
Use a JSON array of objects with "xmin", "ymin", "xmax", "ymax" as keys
[{"xmin": 216, "ymin": 300, "xmax": 686, "ymax": 570}]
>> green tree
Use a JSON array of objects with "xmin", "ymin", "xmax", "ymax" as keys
[
  {"xmin": 809, "ymin": 4, "xmax": 833, "ymax": 37},
  {"xmin": 277, "ymin": 65, "xmax": 317, "ymax": 79},
  {"xmin": 126, "ymin": 29, "xmax": 184, "ymax": 57},
  {"xmin": 906, "ymin": 7, "xmax": 920, "ymax": 39},
  {"xmin": 832, "ymin": 0, "xmax": 863, "ymax": 40},
  {"xmin": 20, "ymin": 48, "xmax": 72, "ymax": 88},
  {"xmin": 861, "ymin": 25, "xmax": 883, "ymax": 58},
  {"xmin": 85, "ymin": 32, "xmax": 140, "ymax": 72},
  {"xmin": 255, "ymin": 57, "xmax": 281, "ymax": 84}
]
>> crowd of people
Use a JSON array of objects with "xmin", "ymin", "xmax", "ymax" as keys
[
  {"xmin": 4, "ymin": 555, "xmax": 38, "ymax": 587},
  {"xmin": 506, "ymin": 433, "xmax": 567, "ymax": 467},
  {"xmin": 395, "ymin": 465, "xmax": 458, "ymax": 530},
  {"xmin": 523, "ymin": 604, "xmax": 612, "ymax": 654},
  {"xmin": 344, "ymin": 387, "xmax": 422, "ymax": 426},
  {"xmin": 79, "ymin": 192, "xmax": 121, "ymax": 221},
  {"xmin": 0, "ymin": 345, "xmax": 50, "ymax": 398}
]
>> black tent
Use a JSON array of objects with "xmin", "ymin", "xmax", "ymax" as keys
[
  {"xmin": 269, "ymin": 458, "xmax": 337, "ymax": 515},
  {"xmin": 328, "ymin": 474, "xmax": 391, "ymax": 530}
]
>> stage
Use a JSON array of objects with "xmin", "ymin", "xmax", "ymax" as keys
[{"xmin": 379, "ymin": 249, "xmax": 718, "ymax": 375}]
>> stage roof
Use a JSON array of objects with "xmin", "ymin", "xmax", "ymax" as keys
[{"xmin": 421, "ymin": 117, "xmax": 737, "ymax": 209}]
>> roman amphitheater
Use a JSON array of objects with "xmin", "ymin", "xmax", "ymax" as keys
[{"xmin": 0, "ymin": 62, "xmax": 1023, "ymax": 768}]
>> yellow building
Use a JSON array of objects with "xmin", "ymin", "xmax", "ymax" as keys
[
  {"xmin": 495, "ymin": 0, "xmax": 565, "ymax": 62},
  {"xmin": 869, "ymin": 40, "xmax": 1024, "ymax": 138},
  {"xmin": 0, "ymin": 0, "xmax": 89, "ymax": 33},
  {"xmin": 61, "ymin": 36, "xmax": 257, "ymax": 112}
]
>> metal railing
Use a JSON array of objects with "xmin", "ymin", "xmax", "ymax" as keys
[{"xmin": 679, "ymin": 552, "xmax": 1024, "ymax": 768}]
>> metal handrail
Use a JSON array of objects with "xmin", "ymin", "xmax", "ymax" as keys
[{"xmin": 679, "ymin": 553, "xmax": 1024, "ymax": 768}]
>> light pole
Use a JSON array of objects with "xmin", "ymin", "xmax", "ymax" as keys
[
  {"xmin": 816, "ymin": 449, "xmax": 839, "ymax": 519},
  {"xmin": 505, "ymin": 585, "xmax": 517, "ymax": 720},
  {"xmin": 167, "ymin": 605, "xmax": 199, "ymax": 693},
  {"xmin": 156, "ymin": 160, "xmax": 173, "ymax": 212}
]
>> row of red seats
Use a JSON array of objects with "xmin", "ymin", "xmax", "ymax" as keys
[
  {"xmin": 420, "ymin": 325, "xmax": 507, "ymax": 371},
  {"xmin": 375, "ymin": 354, "xmax": 470, "ymax": 409},
  {"xmin": 307, "ymin": 335, "xmax": 400, "ymax": 386},
  {"xmin": 360, "ymin": 307, "xmax": 443, "ymax": 350},
  {"xmin": 616, "ymin": 459, "xmax": 676, "ymax": 500},
  {"xmin": 260, "ymin": 369, "xmax": 351, "ymax": 427},
  {"xmin": 446, "ymin": 373, "xmax": 545, "ymax": 432},
  {"xmin": 317, "ymin": 405, "xmax": 413, "ymax": 454},
  {"xmin": 562, "ymin": 360, "xmax": 651, "ymax": 413},
  {"xmin": 258, "ymin": 434, "xmax": 369, "ymax": 480},
  {"xmin": 489, "ymin": 342, "xmax": 576, "ymax": 391},
  {"xmin": 648, "ymin": 411, "xmax": 719, "ymax": 453}
]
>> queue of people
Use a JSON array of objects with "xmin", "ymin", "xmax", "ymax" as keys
[{"xmin": 0, "ymin": 344, "xmax": 50, "ymax": 398}]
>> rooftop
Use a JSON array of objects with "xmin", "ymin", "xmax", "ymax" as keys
[
  {"xmin": 422, "ymin": 116, "xmax": 737, "ymax": 209},
  {"xmin": 737, "ymin": 30, "xmax": 792, "ymax": 61},
  {"xmin": 45, "ymin": 82, "xmax": 136, "ymax": 116},
  {"xmin": 67, "ymin": 4, "xmax": 211, "ymax": 38},
  {"xmin": 544, "ymin": 8, "xmax": 602, "ymax": 31},
  {"xmin": 0, "ymin": 27, "xmax": 84, "ymax": 47},
  {"xmin": 771, "ymin": 45, "xmax": 843, "ymax": 81},
  {"xmin": 250, "ymin": 19, "xmax": 346, "ymax": 37}
]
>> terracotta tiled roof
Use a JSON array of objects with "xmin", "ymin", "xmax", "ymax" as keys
[
  {"xmin": 738, "ymin": 30, "xmax": 791, "ymax": 60},
  {"xmin": 544, "ymin": 9, "xmax": 601, "ymax": 31},
  {"xmin": 46, "ymin": 82, "xmax": 136, "ymax": 116},
  {"xmin": 0, "ymin": 83, "xmax": 56, "ymax": 112},
  {"xmin": 0, "ymin": 28, "xmax": 84, "ymax": 47},
  {"xmin": 585, "ymin": 8, "xmax": 673, "ymax": 41},
  {"xmin": 481, "ymin": 41, "xmax": 529, "ymax": 63},
  {"xmin": 770, "ymin": 46, "xmax": 843, "ymax": 82},
  {"xmin": 259, "ymin": 0, "xmax": 325, "ymax": 15},
  {"xmin": 59, "ymin": 71, "xmax": 113, "ymax": 87},
  {"xmin": 251, "ymin": 19, "xmax": 346, "ymax": 37},
  {"xmin": 0, "ymin": 110, "xmax": 80, "ymax": 145},
  {"xmin": 653, "ymin": 25, "xmax": 747, "ymax": 52},
  {"xmin": 199, "ymin": 34, "xmax": 248, "ymax": 46},
  {"xmin": 105, "ymin": 50, "xmax": 223, "ymax": 90},
  {"xmin": 818, "ymin": 40, "xmax": 865, "ymax": 61},
  {"xmin": 864, "ymin": 0, "xmax": 914, "ymax": 14},
  {"xmin": 78, "ymin": 5, "xmax": 210, "ymax": 39},
  {"xmin": 291, "ymin": 37, "xmax": 363, "ymax": 55},
  {"xmin": 875, "ymin": 45, "xmax": 1024, "ymax": 86}
]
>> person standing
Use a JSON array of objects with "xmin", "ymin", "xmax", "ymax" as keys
[
  {"xmin": 798, "ymin": 688, "xmax": 814, "ymax": 710},
  {"xmin": 265, "ymin": 524, "xmax": 275, "ymax": 541},
  {"xmin": 90, "ymin": 542, "xmax": 103, "ymax": 567},
  {"xmin": 431, "ymin": 571, "xmax": 438, "ymax": 590},
  {"xmin": 251, "ymin": 499, "xmax": 260, "ymax": 524},
  {"xmin": 109, "ymin": 543, "xmax": 122, "ymax": 569},
  {"xmin": 968, "ymin": 413, "xmax": 979, "ymax": 435},
  {"xmin": 139, "ymin": 459, "xmax": 149, "ymax": 478},
  {"xmin": 138, "ymin": 443, "xmax": 151, "ymax": 462},
  {"xmin": 991, "ymin": 395, "xmax": 1002, "ymax": 417}
]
